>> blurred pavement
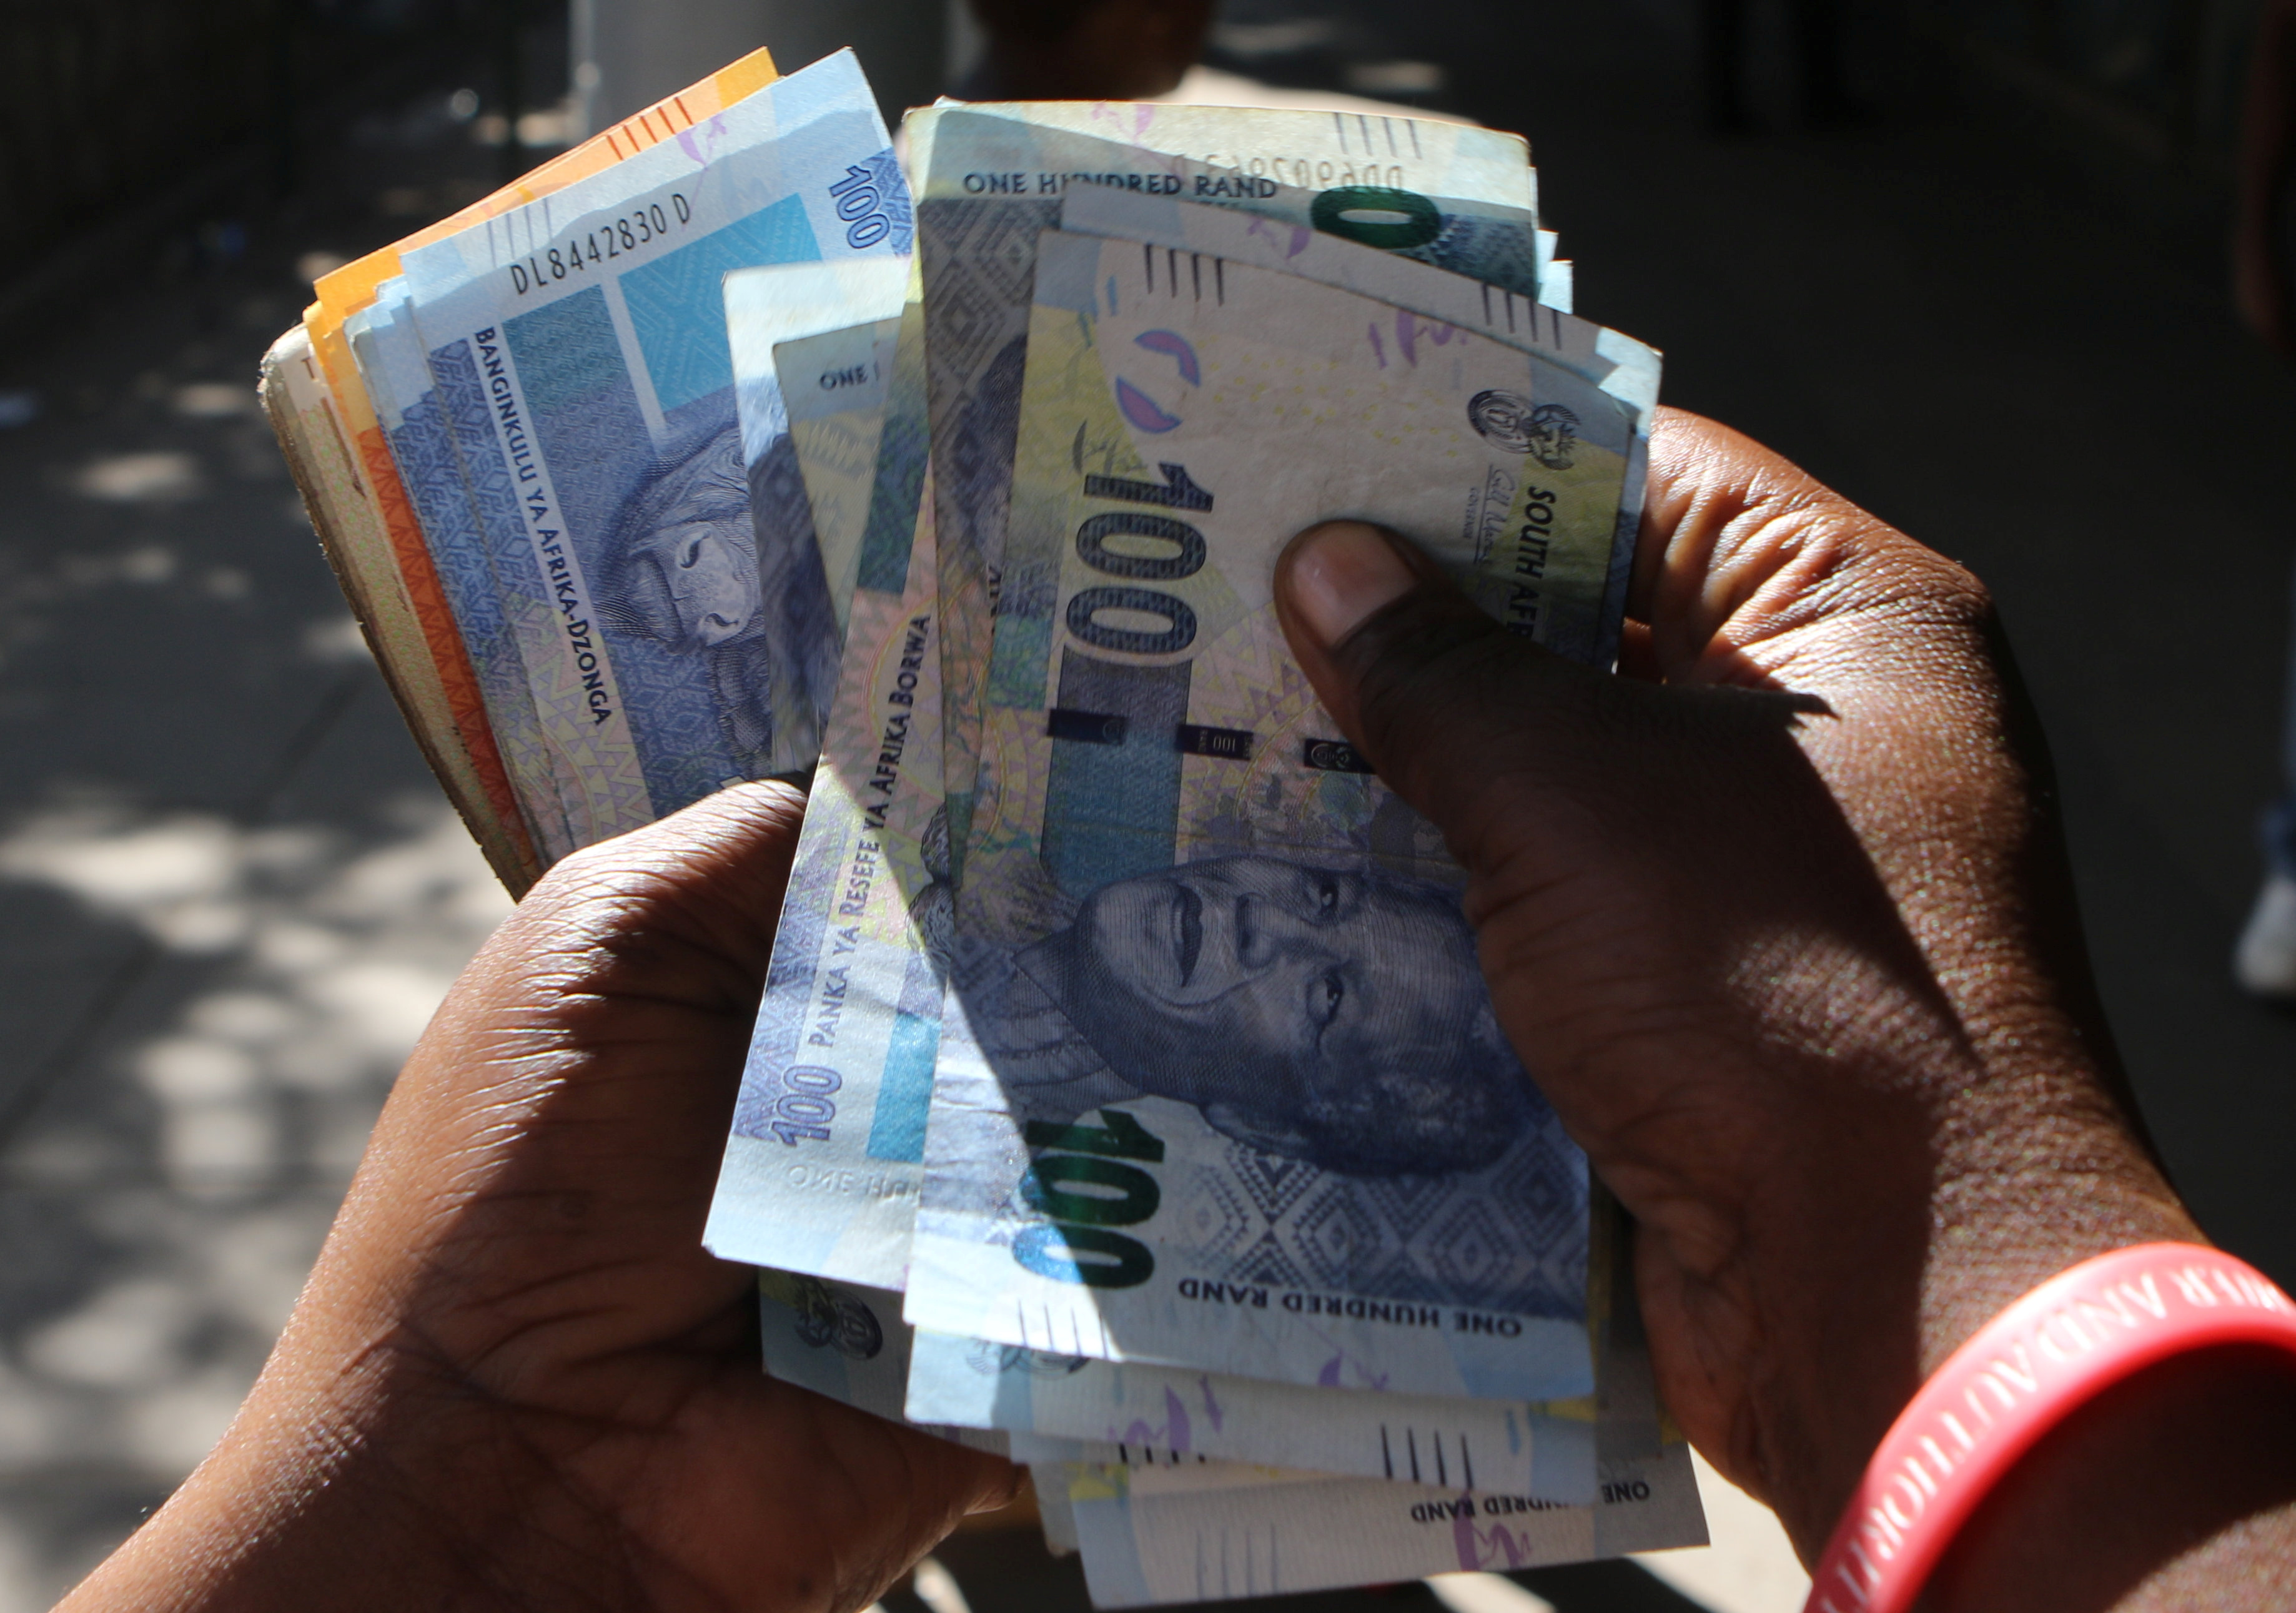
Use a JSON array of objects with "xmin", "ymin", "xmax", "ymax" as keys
[
  {"xmin": 0, "ymin": 62, "xmax": 522, "ymax": 1607},
  {"xmin": 2, "ymin": 1, "xmax": 2294, "ymax": 1609}
]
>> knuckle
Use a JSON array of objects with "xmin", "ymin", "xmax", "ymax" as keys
[{"xmin": 501, "ymin": 836, "xmax": 690, "ymax": 974}]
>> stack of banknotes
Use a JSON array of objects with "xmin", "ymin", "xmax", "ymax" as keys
[{"xmin": 262, "ymin": 42, "xmax": 1706, "ymax": 1607}]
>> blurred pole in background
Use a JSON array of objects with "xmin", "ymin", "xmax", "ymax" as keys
[
  {"xmin": 568, "ymin": 0, "xmax": 952, "ymax": 133},
  {"xmin": 497, "ymin": 0, "xmax": 530, "ymax": 182}
]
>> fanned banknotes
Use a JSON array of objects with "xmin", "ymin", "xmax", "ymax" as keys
[
  {"xmin": 264, "ymin": 53, "xmax": 1709, "ymax": 1606},
  {"xmin": 706, "ymin": 297, "xmax": 948, "ymax": 1286},
  {"xmin": 903, "ymin": 229, "xmax": 1638, "ymax": 1399},
  {"xmin": 908, "ymin": 105, "xmax": 1549, "ymax": 883},
  {"xmin": 771, "ymin": 312, "xmax": 907, "ymax": 639},
  {"xmin": 698, "ymin": 81, "xmax": 1692, "ymax": 1605},
  {"xmin": 1057, "ymin": 1440, "xmax": 1704, "ymax": 1608}
]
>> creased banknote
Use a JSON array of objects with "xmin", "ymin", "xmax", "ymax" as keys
[
  {"xmin": 903, "ymin": 232, "xmax": 1648, "ymax": 1400},
  {"xmin": 705, "ymin": 300, "xmax": 946, "ymax": 1287},
  {"xmin": 909, "ymin": 105, "xmax": 1546, "ymax": 881},
  {"xmin": 393, "ymin": 50, "xmax": 911, "ymax": 837},
  {"xmin": 723, "ymin": 257, "xmax": 912, "ymax": 761}
]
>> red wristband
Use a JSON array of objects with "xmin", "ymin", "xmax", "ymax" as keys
[{"xmin": 1804, "ymin": 1242, "xmax": 2296, "ymax": 1613}]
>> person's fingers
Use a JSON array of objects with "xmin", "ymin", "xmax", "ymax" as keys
[
  {"xmin": 1274, "ymin": 515, "xmax": 1580, "ymax": 767},
  {"xmin": 1626, "ymin": 408, "xmax": 1989, "ymax": 700},
  {"xmin": 307, "ymin": 781, "xmax": 812, "ymax": 1356},
  {"xmin": 1272, "ymin": 517, "xmax": 1686, "ymax": 893},
  {"xmin": 393, "ymin": 776, "xmax": 809, "ymax": 1168},
  {"xmin": 443, "ymin": 778, "xmax": 810, "ymax": 1032},
  {"xmin": 1269, "ymin": 515, "xmax": 1931, "ymax": 1126}
]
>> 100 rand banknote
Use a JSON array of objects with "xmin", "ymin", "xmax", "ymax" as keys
[
  {"xmin": 1056, "ymin": 187, "xmax": 1653, "ymax": 660},
  {"xmin": 1054, "ymin": 1199, "xmax": 1704, "ymax": 1606},
  {"xmin": 705, "ymin": 298, "xmax": 947, "ymax": 1288},
  {"xmin": 395, "ymin": 50, "xmax": 910, "ymax": 854},
  {"xmin": 700, "ymin": 162, "xmax": 1595, "ymax": 1287},
  {"xmin": 705, "ymin": 305, "xmax": 1633, "ymax": 1498},
  {"xmin": 1056, "ymin": 1441, "xmax": 1703, "ymax": 1608},
  {"xmin": 905, "ymin": 230, "xmax": 1643, "ymax": 1401},
  {"xmin": 721, "ymin": 257, "xmax": 911, "ymax": 784},
  {"xmin": 908, "ymin": 104, "xmax": 1546, "ymax": 885},
  {"xmin": 716, "ymin": 160, "xmax": 1653, "ymax": 1376}
]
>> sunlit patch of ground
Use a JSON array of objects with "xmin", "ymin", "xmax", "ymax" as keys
[{"xmin": 0, "ymin": 798, "xmax": 510, "ymax": 1606}]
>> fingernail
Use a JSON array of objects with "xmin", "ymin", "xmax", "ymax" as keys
[{"xmin": 1287, "ymin": 523, "xmax": 1415, "ymax": 646}]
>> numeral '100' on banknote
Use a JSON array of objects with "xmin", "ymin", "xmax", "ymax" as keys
[
  {"xmin": 904, "ymin": 231, "xmax": 1645, "ymax": 1401},
  {"xmin": 706, "ymin": 302, "xmax": 944, "ymax": 1288}
]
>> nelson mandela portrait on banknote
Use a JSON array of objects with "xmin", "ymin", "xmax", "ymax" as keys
[
  {"xmin": 950, "ymin": 851, "xmax": 1538, "ymax": 1178},
  {"xmin": 903, "ymin": 230, "xmax": 1646, "ymax": 1398}
]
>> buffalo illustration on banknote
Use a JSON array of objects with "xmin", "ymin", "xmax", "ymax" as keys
[{"xmin": 593, "ymin": 415, "xmax": 836, "ymax": 777}]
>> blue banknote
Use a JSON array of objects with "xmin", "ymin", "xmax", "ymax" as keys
[
  {"xmin": 723, "ymin": 258, "xmax": 912, "ymax": 764},
  {"xmin": 704, "ymin": 299, "xmax": 946, "ymax": 1288},
  {"xmin": 348, "ymin": 286, "xmax": 573, "ymax": 860},
  {"xmin": 908, "ymin": 104, "xmax": 1546, "ymax": 885},
  {"xmin": 398, "ymin": 50, "xmax": 913, "ymax": 837},
  {"xmin": 903, "ymin": 233, "xmax": 1654, "ymax": 1401}
]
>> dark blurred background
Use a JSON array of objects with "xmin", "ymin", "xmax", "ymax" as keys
[{"xmin": 2, "ymin": 0, "xmax": 2294, "ymax": 1607}]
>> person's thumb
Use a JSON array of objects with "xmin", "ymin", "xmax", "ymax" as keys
[
  {"xmin": 1272, "ymin": 519, "xmax": 1623, "ymax": 880},
  {"xmin": 1270, "ymin": 516, "xmax": 1930, "ymax": 1053}
]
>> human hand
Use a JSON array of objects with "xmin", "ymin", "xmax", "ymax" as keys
[
  {"xmin": 61, "ymin": 784, "xmax": 1016, "ymax": 1613},
  {"xmin": 1273, "ymin": 409, "xmax": 2200, "ymax": 1554}
]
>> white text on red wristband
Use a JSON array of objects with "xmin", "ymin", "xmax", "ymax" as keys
[{"xmin": 1806, "ymin": 1242, "xmax": 2296, "ymax": 1613}]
